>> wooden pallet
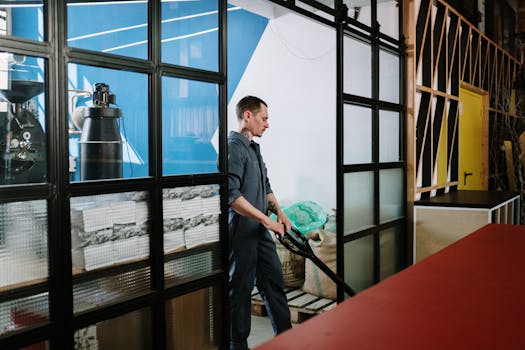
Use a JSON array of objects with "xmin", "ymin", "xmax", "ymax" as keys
[{"xmin": 251, "ymin": 287, "xmax": 336, "ymax": 323}]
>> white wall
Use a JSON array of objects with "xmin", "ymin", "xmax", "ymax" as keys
[{"xmin": 228, "ymin": 11, "xmax": 336, "ymax": 212}]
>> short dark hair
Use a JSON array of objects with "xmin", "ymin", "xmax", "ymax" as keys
[{"xmin": 236, "ymin": 95, "xmax": 267, "ymax": 121}]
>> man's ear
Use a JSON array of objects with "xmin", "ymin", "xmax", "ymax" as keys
[{"xmin": 242, "ymin": 110, "xmax": 252, "ymax": 121}]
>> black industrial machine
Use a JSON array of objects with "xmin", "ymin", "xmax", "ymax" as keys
[
  {"xmin": 78, "ymin": 83, "xmax": 123, "ymax": 180},
  {"xmin": 0, "ymin": 80, "xmax": 46, "ymax": 185}
]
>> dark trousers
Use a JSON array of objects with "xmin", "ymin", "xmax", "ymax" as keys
[{"xmin": 229, "ymin": 225, "xmax": 292, "ymax": 350}]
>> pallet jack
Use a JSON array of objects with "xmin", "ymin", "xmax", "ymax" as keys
[{"xmin": 275, "ymin": 226, "xmax": 356, "ymax": 297}]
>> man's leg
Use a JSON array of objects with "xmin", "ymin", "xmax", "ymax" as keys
[
  {"xmin": 230, "ymin": 233, "xmax": 258, "ymax": 350},
  {"xmin": 255, "ymin": 230, "xmax": 292, "ymax": 334}
]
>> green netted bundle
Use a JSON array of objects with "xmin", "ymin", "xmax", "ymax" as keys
[{"xmin": 271, "ymin": 201, "xmax": 327, "ymax": 235}]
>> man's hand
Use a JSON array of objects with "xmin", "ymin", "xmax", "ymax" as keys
[
  {"xmin": 263, "ymin": 217, "xmax": 286, "ymax": 237},
  {"xmin": 276, "ymin": 210, "xmax": 292, "ymax": 232}
]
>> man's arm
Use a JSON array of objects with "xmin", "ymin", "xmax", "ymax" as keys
[
  {"xmin": 267, "ymin": 192, "xmax": 292, "ymax": 232},
  {"xmin": 230, "ymin": 195, "xmax": 286, "ymax": 236}
]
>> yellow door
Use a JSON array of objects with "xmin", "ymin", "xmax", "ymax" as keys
[{"xmin": 458, "ymin": 87, "xmax": 487, "ymax": 190}]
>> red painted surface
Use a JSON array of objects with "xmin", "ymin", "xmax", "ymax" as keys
[{"xmin": 256, "ymin": 224, "xmax": 525, "ymax": 350}]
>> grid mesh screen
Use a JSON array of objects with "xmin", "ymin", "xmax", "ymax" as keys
[
  {"xmin": 165, "ymin": 286, "xmax": 222, "ymax": 350},
  {"xmin": 73, "ymin": 267, "xmax": 151, "ymax": 314},
  {"xmin": 164, "ymin": 249, "xmax": 221, "ymax": 287},
  {"xmin": 163, "ymin": 185, "xmax": 220, "ymax": 253},
  {"xmin": 0, "ymin": 293, "xmax": 48, "ymax": 336},
  {"xmin": 0, "ymin": 200, "xmax": 48, "ymax": 289},
  {"xmin": 70, "ymin": 191, "xmax": 150, "ymax": 272},
  {"xmin": 74, "ymin": 307, "xmax": 152, "ymax": 349}
]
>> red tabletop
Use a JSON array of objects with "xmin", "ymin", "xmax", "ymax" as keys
[{"xmin": 256, "ymin": 224, "xmax": 525, "ymax": 350}]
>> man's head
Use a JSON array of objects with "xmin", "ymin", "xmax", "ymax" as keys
[{"xmin": 236, "ymin": 95, "xmax": 269, "ymax": 138}]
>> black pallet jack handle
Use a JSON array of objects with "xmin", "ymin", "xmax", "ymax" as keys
[{"xmin": 275, "ymin": 226, "xmax": 356, "ymax": 297}]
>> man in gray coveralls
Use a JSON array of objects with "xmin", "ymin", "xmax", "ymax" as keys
[{"xmin": 228, "ymin": 96, "xmax": 292, "ymax": 350}]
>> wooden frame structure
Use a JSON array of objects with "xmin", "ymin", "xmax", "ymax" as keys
[{"xmin": 405, "ymin": 0, "xmax": 521, "ymax": 201}]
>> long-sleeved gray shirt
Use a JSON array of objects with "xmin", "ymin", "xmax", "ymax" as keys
[{"xmin": 228, "ymin": 131, "xmax": 273, "ymax": 235}]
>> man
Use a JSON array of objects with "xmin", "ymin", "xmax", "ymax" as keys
[{"xmin": 228, "ymin": 96, "xmax": 292, "ymax": 350}]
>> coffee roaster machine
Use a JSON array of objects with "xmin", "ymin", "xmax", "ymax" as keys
[
  {"xmin": 0, "ymin": 80, "xmax": 124, "ymax": 184},
  {"xmin": 0, "ymin": 80, "xmax": 46, "ymax": 185},
  {"xmin": 73, "ymin": 83, "xmax": 123, "ymax": 181}
]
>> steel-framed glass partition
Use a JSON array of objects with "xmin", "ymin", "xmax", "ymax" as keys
[{"xmin": 0, "ymin": 1, "xmax": 406, "ymax": 348}]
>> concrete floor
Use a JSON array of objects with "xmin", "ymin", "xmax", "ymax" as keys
[
  {"xmin": 247, "ymin": 315, "xmax": 275, "ymax": 349},
  {"xmin": 247, "ymin": 315, "xmax": 298, "ymax": 349}
]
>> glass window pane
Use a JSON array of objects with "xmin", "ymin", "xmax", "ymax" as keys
[
  {"xmin": 380, "ymin": 225, "xmax": 404, "ymax": 281},
  {"xmin": 344, "ymin": 171, "xmax": 374, "ymax": 235},
  {"xmin": 344, "ymin": 234, "xmax": 374, "ymax": 294},
  {"xmin": 75, "ymin": 308, "xmax": 152, "ymax": 349},
  {"xmin": 166, "ymin": 286, "xmax": 223, "ymax": 350},
  {"xmin": 68, "ymin": 64, "xmax": 149, "ymax": 181},
  {"xmin": 379, "ymin": 110, "xmax": 400, "ymax": 162},
  {"xmin": 162, "ymin": 76, "xmax": 218, "ymax": 176},
  {"xmin": 163, "ymin": 185, "xmax": 220, "ymax": 253},
  {"xmin": 0, "ymin": 2, "xmax": 43, "ymax": 41},
  {"xmin": 74, "ymin": 266, "xmax": 151, "ymax": 314},
  {"xmin": 67, "ymin": 1, "xmax": 148, "ymax": 60},
  {"xmin": 379, "ymin": 49, "xmax": 399, "ymax": 103},
  {"xmin": 344, "ymin": 36, "xmax": 371, "ymax": 98},
  {"xmin": 0, "ymin": 53, "xmax": 46, "ymax": 185},
  {"xmin": 378, "ymin": 1, "xmax": 399, "ymax": 39},
  {"xmin": 162, "ymin": 0, "xmax": 219, "ymax": 71},
  {"xmin": 344, "ymin": 104, "xmax": 371, "ymax": 164},
  {"xmin": 343, "ymin": 0, "xmax": 370, "ymax": 27},
  {"xmin": 0, "ymin": 200, "xmax": 48, "ymax": 289},
  {"xmin": 0, "ymin": 293, "xmax": 48, "ymax": 336},
  {"xmin": 71, "ymin": 191, "xmax": 149, "ymax": 272},
  {"xmin": 379, "ymin": 168, "xmax": 403, "ymax": 223},
  {"xmin": 165, "ymin": 248, "xmax": 221, "ymax": 287}
]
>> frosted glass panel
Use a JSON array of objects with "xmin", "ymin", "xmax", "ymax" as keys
[
  {"xmin": 344, "ymin": 36, "xmax": 371, "ymax": 98},
  {"xmin": 163, "ymin": 185, "xmax": 220, "ymax": 253},
  {"xmin": 70, "ymin": 191, "xmax": 150, "ymax": 272},
  {"xmin": 379, "ymin": 49, "xmax": 399, "ymax": 103},
  {"xmin": 344, "ymin": 104, "xmax": 372, "ymax": 164},
  {"xmin": 165, "ymin": 249, "xmax": 221, "ymax": 287},
  {"xmin": 379, "ymin": 110, "xmax": 400, "ymax": 162},
  {"xmin": 0, "ymin": 293, "xmax": 48, "ymax": 336},
  {"xmin": 344, "ymin": 235, "xmax": 374, "ymax": 295},
  {"xmin": 380, "ymin": 225, "xmax": 403, "ymax": 281},
  {"xmin": 344, "ymin": 172, "xmax": 374, "ymax": 235},
  {"xmin": 379, "ymin": 168, "xmax": 403, "ymax": 223},
  {"xmin": 73, "ymin": 267, "xmax": 151, "ymax": 314},
  {"xmin": 0, "ymin": 200, "xmax": 48, "ymax": 289},
  {"xmin": 378, "ymin": 1, "xmax": 399, "ymax": 39}
]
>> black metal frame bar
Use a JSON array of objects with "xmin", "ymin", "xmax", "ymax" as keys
[{"xmin": 338, "ymin": 0, "xmax": 407, "ymax": 298}]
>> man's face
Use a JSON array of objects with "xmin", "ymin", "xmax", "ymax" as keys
[{"xmin": 246, "ymin": 103, "xmax": 269, "ymax": 137}]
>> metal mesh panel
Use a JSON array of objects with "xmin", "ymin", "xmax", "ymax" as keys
[
  {"xmin": 73, "ymin": 267, "xmax": 151, "ymax": 314},
  {"xmin": 165, "ymin": 286, "xmax": 222, "ymax": 350},
  {"xmin": 0, "ymin": 293, "xmax": 48, "ymax": 336},
  {"xmin": 0, "ymin": 200, "xmax": 48, "ymax": 290},
  {"xmin": 70, "ymin": 191, "xmax": 150, "ymax": 272},
  {"xmin": 74, "ymin": 307, "xmax": 152, "ymax": 349},
  {"xmin": 164, "ymin": 250, "xmax": 220, "ymax": 286}
]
